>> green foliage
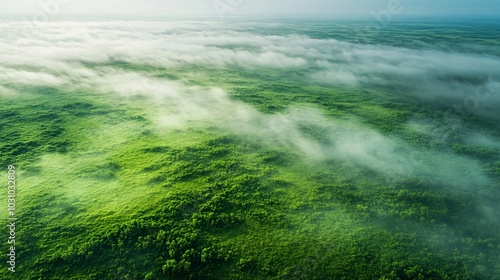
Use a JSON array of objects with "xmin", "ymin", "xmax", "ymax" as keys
[{"xmin": 1, "ymin": 22, "xmax": 499, "ymax": 280}]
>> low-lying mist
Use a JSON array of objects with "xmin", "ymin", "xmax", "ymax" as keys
[
  {"xmin": 1, "ymin": 20, "xmax": 498, "ymax": 221},
  {"xmin": 86, "ymin": 69, "xmax": 492, "ymax": 194},
  {"xmin": 1, "ymin": 21, "xmax": 499, "ymax": 108}
]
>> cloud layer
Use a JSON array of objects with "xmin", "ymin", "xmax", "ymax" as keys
[
  {"xmin": 0, "ymin": 20, "xmax": 497, "ymax": 190},
  {"xmin": 1, "ymin": 21, "xmax": 498, "ymax": 105}
]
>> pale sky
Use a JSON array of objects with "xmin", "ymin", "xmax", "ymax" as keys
[{"xmin": 0, "ymin": 0, "xmax": 499, "ymax": 19}]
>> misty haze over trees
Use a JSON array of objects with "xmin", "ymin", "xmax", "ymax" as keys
[{"xmin": 0, "ymin": 8, "xmax": 499, "ymax": 280}]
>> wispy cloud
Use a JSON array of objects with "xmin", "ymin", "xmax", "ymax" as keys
[{"xmin": 0, "ymin": 20, "xmax": 496, "ymax": 190}]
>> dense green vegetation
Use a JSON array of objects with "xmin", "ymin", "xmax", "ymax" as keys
[{"xmin": 1, "ymin": 20, "xmax": 499, "ymax": 279}]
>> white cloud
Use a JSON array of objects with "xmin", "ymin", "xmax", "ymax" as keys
[
  {"xmin": 0, "ymin": 20, "xmax": 496, "ymax": 189},
  {"xmin": 0, "ymin": 85, "xmax": 18, "ymax": 96},
  {"xmin": 0, "ymin": 65, "xmax": 64, "ymax": 87}
]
